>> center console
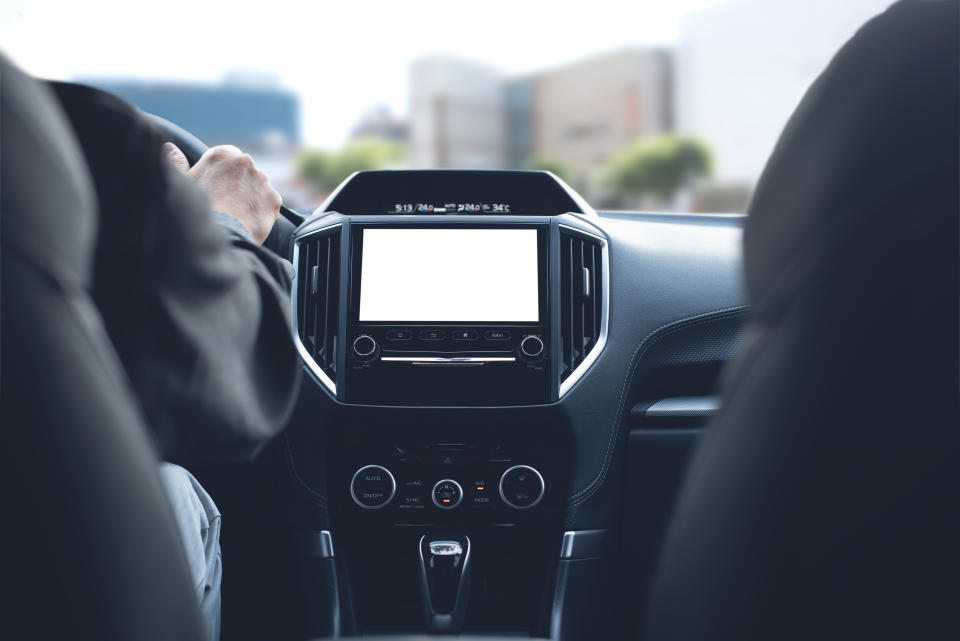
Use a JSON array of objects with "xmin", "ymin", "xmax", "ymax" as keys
[
  {"xmin": 321, "ymin": 425, "xmax": 569, "ymax": 634},
  {"xmin": 287, "ymin": 170, "xmax": 609, "ymax": 637}
]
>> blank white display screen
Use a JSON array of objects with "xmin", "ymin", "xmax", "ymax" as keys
[{"xmin": 359, "ymin": 228, "xmax": 540, "ymax": 322}]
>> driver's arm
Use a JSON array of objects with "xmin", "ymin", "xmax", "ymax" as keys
[{"xmin": 51, "ymin": 82, "xmax": 301, "ymax": 464}]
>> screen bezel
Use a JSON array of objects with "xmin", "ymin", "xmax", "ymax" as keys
[{"xmin": 349, "ymin": 222, "xmax": 550, "ymax": 327}]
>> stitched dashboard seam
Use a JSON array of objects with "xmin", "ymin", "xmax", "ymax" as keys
[{"xmin": 567, "ymin": 305, "xmax": 748, "ymax": 506}]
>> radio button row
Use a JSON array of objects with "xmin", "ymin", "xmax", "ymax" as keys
[
  {"xmin": 452, "ymin": 330, "xmax": 479, "ymax": 341},
  {"xmin": 386, "ymin": 329, "xmax": 413, "ymax": 341},
  {"xmin": 419, "ymin": 329, "xmax": 445, "ymax": 341},
  {"xmin": 484, "ymin": 330, "xmax": 511, "ymax": 341}
]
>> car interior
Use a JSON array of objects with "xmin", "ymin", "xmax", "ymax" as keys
[{"xmin": 2, "ymin": 1, "xmax": 957, "ymax": 640}]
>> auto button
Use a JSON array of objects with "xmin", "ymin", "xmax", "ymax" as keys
[{"xmin": 350, "ymin": 465, "xmax": 396, "ymax": 509}]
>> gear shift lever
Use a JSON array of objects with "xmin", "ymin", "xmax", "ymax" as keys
[{"xmin": 417, "ymin": 534, "xmax": 472, "ymax": 633}]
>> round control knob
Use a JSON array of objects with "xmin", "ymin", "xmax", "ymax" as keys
[
  {"xmin": 350, "ymin": 465, "xmax": 396, "ymax": 509},
  {"xmin": 519, "ymin": 335, "xmax": 545, "ymax": 360},
  {"xmin": 499, "ymin": 465, "xmax": 545, "ymax": 510},
  {"xmin": 431, "ymin": 479, "xmax": 463, "ymax": 510},
  {"xmin": 352, "ymin": 334, "xmax": 378, "ymax": 360}
]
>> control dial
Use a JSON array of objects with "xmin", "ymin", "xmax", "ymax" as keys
[
  {"xmin": 431, "ymin": 479, "xmax": 464, "ymax": 509},
  {"xmin": 499, "ymin": 465, "xmax": 545, "ymax": 510},
  {"xmin": 518, "ymin": 335, "xmax": 545, "ymax": 361},
  {"xmin": 350, "ymin": 465, "xmax": 396, "ymax": 509},
  {"xmin": 353, "ymin": 334, "xmax": 379, "ymax": 361}
]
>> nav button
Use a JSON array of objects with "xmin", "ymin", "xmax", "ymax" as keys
[{"xmin": 484, "ymin": 330, "xmax": 511, "ymax": 341}]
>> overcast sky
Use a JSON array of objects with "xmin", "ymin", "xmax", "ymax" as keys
[{"xmin": 1, "ymin": 0, "xmax": 727, "ymax": 146}]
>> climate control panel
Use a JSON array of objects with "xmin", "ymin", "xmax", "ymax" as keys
[{"xmin": 342, "ymin": 444, "xmax": 549, "ymax": 518}]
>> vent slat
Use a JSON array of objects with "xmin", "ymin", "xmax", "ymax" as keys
[
  {"xmin": 567, "ymin": 236, "xmax": 576, "ymax": 377},
  {"xmin": 320, "ymin": 236, "xmax": 331, "ymax": 365},
  {"xmin": 296, "ymin": 228, "xmax": 341, "ymax": 383},
  {"xmin": 593, "ymin": 244, "xmax": 601, "ymax": 343},
  {"xmin": 559, "ymin": 228, "xmax": 603, "ymax": 384}
]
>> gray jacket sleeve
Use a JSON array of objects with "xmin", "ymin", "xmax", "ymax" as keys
[
  {"xmin": 51, "ymin": 81, "xmax": 301, "ymax": 464},
  {"xmin": 140, "ymin": 177, "xmax": 302, "ymax": 463}
]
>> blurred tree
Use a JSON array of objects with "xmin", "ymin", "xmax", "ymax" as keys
[
  {"xmin": 297, "ymin": 138, "xmax": 406, "ymax": 192},
  {"xmin": 297, "ymin": 148, "xmax": 337, "ymax": 192},
  {"xmin": 527, "ymin": 156, "xmax": 574, "ymax": 184},
  {"xmin": 603, "ymin": 135, "xmax": 713, "ymax": 201}
]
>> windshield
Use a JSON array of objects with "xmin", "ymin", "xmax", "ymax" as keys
[{"xmin": 0, "ymin": 0, "xmax": 893, "ymax": 212}]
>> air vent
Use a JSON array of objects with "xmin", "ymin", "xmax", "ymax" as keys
[
  {"xmin": 295, "ymin": 225, "xmax": 341, "ymax": 391},
  {"xmin": 559, "ymin": 226, "xmax": 606, "ymax": 389}
]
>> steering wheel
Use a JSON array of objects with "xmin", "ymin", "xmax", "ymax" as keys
[{"xmin": 143, "ymin": 113, "xmax": 303, "ymax": 258}]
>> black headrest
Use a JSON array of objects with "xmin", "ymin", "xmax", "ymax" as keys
[
  {"xmin": 744, "ymin": 0, "xmax": 959, "ymax": 314},
  {"xmin": 0, "ymin": 53, "xmax": 98, "ymax": 286},
  {"xmin": 642, "ymin": 2, "xmax": 958, "ymax": 639},
  {"xmin": 1, "ymin": 54, "xmax": 207, "ymax": 641}
]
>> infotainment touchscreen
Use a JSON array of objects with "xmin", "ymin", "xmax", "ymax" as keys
[{"xmin": 358, "ymin": 228, "xmax": 539, "ymax": 322}]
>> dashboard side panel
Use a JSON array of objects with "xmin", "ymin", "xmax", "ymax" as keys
[{"xmin": 557, "ymin": 215, "xmax": 746, "ymax": 529}]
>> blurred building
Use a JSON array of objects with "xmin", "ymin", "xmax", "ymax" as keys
[
  {"xmin": 676, "ymin": 0, "xmax": 893, "ymax": 193},
  {"xmin": 409, "ymin": 49, "xmax": 673, "ymax": 191},
  {"xmin": 81, "ymin": 74, "xmax": 316, "ymax": 207},
  {"xmin": 83, "ymin": 77, "xmax": 301, "ymax": 148},
  {"xmin": 504, "ymin": 77, "xmax": 535, "ymax": 171},
  {"xmin": 527, "ymin": 48, "xmax": 673, "ymax": 183},
  {"xmin": 349, "ymin": 104, "xmax": 408, "ymax": 142},
  {"xmin": 409, "ymin": 55, "xmax": 505, "ymax": 169}
]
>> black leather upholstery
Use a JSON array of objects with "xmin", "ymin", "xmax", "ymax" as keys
[
  {"xmin": 1, "ymin": 55, "xmax": 206, "ymax": 640},
  {"xmin": 642, "ymin": 2, "xmax": 959, "ymax": 639}
]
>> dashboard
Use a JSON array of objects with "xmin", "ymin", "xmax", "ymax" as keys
[{"xmin": 281, "ymin": 169, "xmax": 746, "ymax": 637}]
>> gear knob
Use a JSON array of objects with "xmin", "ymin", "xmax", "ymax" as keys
[{"xmin": 417, "ymin": 535, "xmax": 471, "ymax": 633}]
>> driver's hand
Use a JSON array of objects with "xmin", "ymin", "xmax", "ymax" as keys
[{"xmin": 164, "ymin": 142, "xmax": 282, "ymax": 245}]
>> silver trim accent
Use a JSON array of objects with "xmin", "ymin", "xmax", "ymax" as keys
[
  {"xmin": 295, "ymin": 529, "xmax": 336, "ymax": 558},
  {"xmin": 519, "ymin": 335, "xmax": 545, "ymax": 358},
  {"xmin": 431, "ymin": 479, "xmax": 464, "ymax": 509},
  {"xmin": 290, "ymin": 223, "xmax": 342, "ymax": 396},
  {"xmin": 352, "ymin": 334, "xmax": 377, "ymax": 357},
  {"xmin": 559, "ymin": 529, "xmax": 606, "ymax": 559},
  {"xmin": 558, "ymin": 222, "xmax": 610, "ymax": 398},
  {"xmin": 645, "ymin": 396, "xmax": 720, "ymax": 419},
  {"xmin": 498, "ymin": 465, "xmax": 545, "ymax": 510},
  {"xmin": 317, "ymin": 530, "xmax": 334, "ymax": 558},
  {"xmin": 349, "ymin": 465, "xmax": 396, "ymax": 510},
  {"xmin": 428, "ymin": 541, "xmax": 464, "ymax": 556},
  {"xmin": 381, "ymin": 356, "xmax": 515, "ymax": 363}
]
